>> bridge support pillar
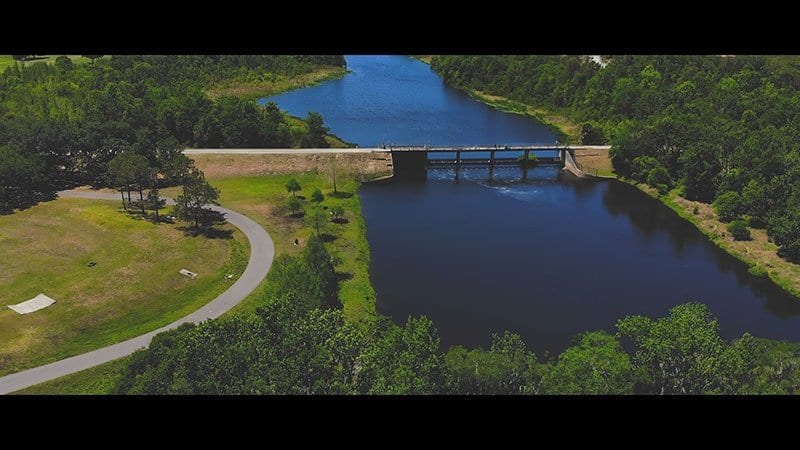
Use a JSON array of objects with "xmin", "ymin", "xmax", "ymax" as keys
[
  {"xmin": 456, "ymin": 150, "xmax": 461, "ymax": 166},
  {"xmin": 490, "ymin": 150, "xmax": 496, "ymax": 166}
]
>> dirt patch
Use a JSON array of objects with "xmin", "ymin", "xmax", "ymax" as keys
[
  {"xmin": 572, "ymin": 148, "xmax": 615, "ymax": 177},
  {"xmin": 189, "ymin": 152, "xmax": 394, "ymax": 180}
]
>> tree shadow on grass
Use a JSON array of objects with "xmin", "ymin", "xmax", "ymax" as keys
[
  {"xmin": 329, "ymin": 191, "xmax": 353, "ymax": 199},
  {"xmin": 336, "ymin": 271, "xmax": 354, "ymax": 282},
  {"xmin": 176, "ymin": 226, "xmax": 234, "ymax": 239},
  {"xmin": 321, "ymin": 233, "xmax": 338, "ymax": 243},
  {"xmin": 331, "ymin": 217, "xmax": 350, "ymax": 224}
]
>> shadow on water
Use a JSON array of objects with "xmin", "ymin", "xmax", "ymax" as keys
[
  {"xmin": 363, "ymin": 165, "xmax": 800, "ymax": 353},
  {"xmin": 601, "ymin": 181, "xmax": 800, "ymax": 319}
]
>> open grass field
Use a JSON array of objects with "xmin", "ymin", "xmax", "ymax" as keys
[
  {"xmin": 0, "ymin": 55, "xmax": 97, "ymax": 72},
  {"xmin": 0, "ymin": 198, "xmax": 247, "ymax": 376}
]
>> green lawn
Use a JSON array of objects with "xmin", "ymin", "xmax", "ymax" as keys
[
  {"xmin": 13, "ymin": 356, "xmax": 132, "ymax": 395},
  {"xmin": 0, "ymin": 198, "xmax": 247, "ymax": 377},
  {"xmin": 0, "ymin": 55, "xmax": 96, "ymax": 71},
  {"xmin": 200, "ymin": 174, "xmax": 377, "ymax": 324},
  {"xmin": 16, "ymin": 173, "xmax": 376, "ymax": 394}
]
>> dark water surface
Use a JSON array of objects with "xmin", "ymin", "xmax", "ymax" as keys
[{"xmin": 265, "ymin": 56, "xmax": 800, "ymax": 353}]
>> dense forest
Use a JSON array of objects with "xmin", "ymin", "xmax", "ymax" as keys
[
  {"xmin": 0, "ymin": 55, "xmax": 345, "ymax": 213},
  {"xmin": 431, "ymin": 55, "xmax": 800, "ymax": 264},
  {"xmin": 118, "ymin": 232, "xmax": 800, "ymax": 394}
]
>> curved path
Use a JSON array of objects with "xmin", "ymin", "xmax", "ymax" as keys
[{"xmin": 0, "ymin": 190, "xmax": 274, "ymax": 394}]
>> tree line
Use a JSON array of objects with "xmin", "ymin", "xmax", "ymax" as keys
[
  {"xmin": 0, "ymin": 55, "xmax": 341, "ymax": 213},
  {"xmin": 430, "ymin": 55, "xmax": 800, "ymax": 263},
  {"xmin": 116, "ymin": 276, "xmax": 800, "ymax": 394}
]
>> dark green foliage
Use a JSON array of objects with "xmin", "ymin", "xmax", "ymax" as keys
[
  {"xmin": 727, "ymin": 219, "xmax": 751, "ymax": 241},
  {"xmin": 305, "ymin": 206, "xmax": 328, "ymax": 236},
  {"xmin": 647, "ymin": 166, "xmax": 672, "ymax": 190},
  {"xmin": 713, "ymin": 191, "xmax": 742, "ymax": 222},
  {"xmin": 445, "ymin": 332, "xmax": 540, "ymax": 394},
  {"xmin": 430, "ymin": 55, "xmax": 800, "ymax": 258},
  {"xmin": 285, "ymin": 178, "xmax": 301, "ymax": 197},
  {"xmin": 357, "ymin": 316, "xmax": 446, "ymax": 394},
  {"xmin": 304, "ymin": 111, "xmax": 329, "ymax": 148},
  {"xmin": 541, "ymin": 331, "xmax": 634, "ymax": 394},
  {"xmin": 285, "ymin": 196, "xmax": 302, "ymax": 217},
  {"xmin": 579, "ymin": 121, "xmax": 605, "ymax": 144},
  {"xmin": 303, "ymin": 234, "xmax": 340, "ymax": 310},
  {"xmin": 310, "ymin": 188, "xmax": 324, "ymax": 203},
  {"xmin": 0, "ymin": 145, "xmax": 46, "ymax": 213},
  {"xmin": 173, "ymin": 170, "xmax": 222, "ymax": 228},
  {"xmin": 0, "ymin": 55, "xmax": 340, "ymax": 212},
  {"xmin": 618, "ymin": 303, "xmax": 726, "ymax": 394},
  {"xmin": 116, "ymin": 293, "xmax": 800, "ymax": 394}
]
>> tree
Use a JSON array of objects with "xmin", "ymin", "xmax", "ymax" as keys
[
  {"xmin": 83, "ymin": 55, "xmax": 103, "ymax": 63},
  {"xmin": 107, "ymin": 151, "xmax": 149, "ymax": 212},
  {"xmin": 285, "ymin": 178, "xmax": 301, "ymax": 197},
  {"xmin": 617, "ymin": 303, "xmax": 725, "ymax": 394},
  {"xmin": 173, "ymin": 170, "xmax": 222, "ymax": 229},
  {"xmin": 146, "ymin": 172, "xmax": 166, "ymax": 222},
  {"xmin": 445, "ymin": 332, "xmax": 540, "ymax": 395},
  {"xmin": 310, "ymin": 188, "xmax": 324, "ymax": 203},
  {"xmin": 579, "ymin": 121, "xmax": 605, "ymax": 145},
  {"xmin": 305, "ymin": 206, "xmax": 328, "ymax": 236},
  {"xmin": 286, "ymin": 196, "xmax": 302, "ymax": 217},
  {"xmin": 713, "ymin": 191, "xmax": 742, "ymax": 222},
  {"xmin": 303, "ymin": 234, "xmax": 339, "ymax": 309},
  {"xmin": 542, "ymin": 331, "xmax": 634, "ymax": 394},
  {"xmin": 304, "ymin": 111, "xmax": 329, "ymax": 148},
  {"xmin": 0, "ymin": 146, "xmax": 45, "ymax": 214},
  {"xmin": 727, "ymin": 219, "xmax": 751, "ymax": 241},
  {"xmin": 357, "ymin": 317, "xmax": 447, "ymax": 394}
]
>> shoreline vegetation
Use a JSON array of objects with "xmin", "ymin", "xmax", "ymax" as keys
[
  {"xmin": 434, "ymin": 56, "xmax": 800, "ymax": 298},
  {"xmin": 464, "ymin": 89, "xmax": 580, "ymax": 144},
  {"xmin": 205, "ymin": 66, "xmax": 348, "ymax": 101},
  {"xmin": 627, "ymin": 180, "xmax": 800, "ymax": 299}
]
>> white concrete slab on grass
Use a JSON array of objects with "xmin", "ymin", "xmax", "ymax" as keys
[
  {"xmin": 179, "ymin": 269, "xmax": 198, "ymax": 279},
  {"xmin": 8, "ymin": 294, "xmax": 56, "ymax": 314}
]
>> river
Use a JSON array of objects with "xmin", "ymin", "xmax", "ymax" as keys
[{"xmin": 264, "ymin": 55, "xmax": 800, "ymax": 354}]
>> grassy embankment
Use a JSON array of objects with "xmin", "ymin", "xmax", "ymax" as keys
[
  {"xmin": 466, "ymin": 89, "xmax": 580, "ymax": 144},
  {"xmin": 205, "ymin": 66, "xmax": 347, "ymax": 101},
  {"xmin": 411, "ymin": 55, "xmax": 433, "ymax": 64},
  {"xmin": 0, "ymin": 198, "xmax": 247, "ymax": 377},
  {"xmin": 627, "ymin": 181, "xmax": 800, "ymax": 299}
]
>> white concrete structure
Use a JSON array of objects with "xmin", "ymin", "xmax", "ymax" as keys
[{"xmin": 8, "ymin": 294, "xmax": 56, "ymax": 314}]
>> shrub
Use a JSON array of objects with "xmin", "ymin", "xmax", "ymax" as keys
[
  {"xmin": 748, "ymin": 265, "xmax": 768, "ymax": 278},
  {"xmin": 727, "ymin": 219, "xmax": 751, "ymax": 241},
  {"xmin": 693, "ymin": 205, "xmax": 699, "ymax": 215},
  {"xmin": 656, "ymin": 183, "xmax": 670, "ymax": 195},
  {"xmin": 647, "ymin": 166, "xmax": 672, "ymax": 189},
  {"xmin": 713, "ymin": 191, "xmax": 742, "ymax": 222},
  {"xmin": 310, "ymin": 188, "xmax": 324, "ymax": 203},
  {"xmin": 778, "ymin": 239, "xmax": 800, "ymax": 263}
]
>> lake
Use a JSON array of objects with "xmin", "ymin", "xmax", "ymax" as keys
[{"xmin": 265, "ymin": 55, "xmax": 800, "ymax": 353}]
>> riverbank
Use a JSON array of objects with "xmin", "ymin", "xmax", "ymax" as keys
[
  {"xmin": 465, "ymin": 89, "xmax": 581, "ymax": 144},
  {"xmin": 205, "ymin": 66, "xmax": 348, "ymax": 101},
  {"xmin": 627, "ymin": 180, "xmax": 800, "ymax": 299},
  {"xmin": 411, "ymin": 55, "xmax": 433, "ymax": 64}
]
